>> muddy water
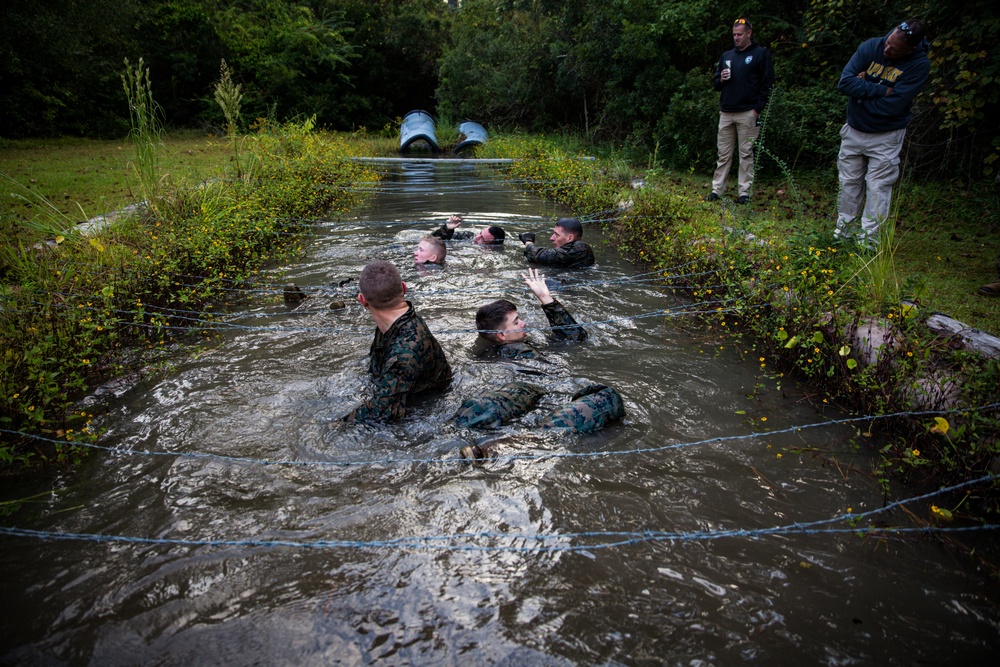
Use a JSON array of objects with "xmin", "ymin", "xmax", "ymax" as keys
[{"xmin": 1, "ymin": 161, "xmax": 997, "ymax": 665}]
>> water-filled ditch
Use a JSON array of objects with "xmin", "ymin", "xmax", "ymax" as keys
[{"xmin": 1, "ymin": 160, "xmax": 997, "ymax": 664}]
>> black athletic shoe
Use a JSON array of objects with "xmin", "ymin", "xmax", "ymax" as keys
[
  {"xmin": 737, "ymin": 195, "xmax": 750, "ymax": 204},
  {"xmin": 706, "ymin": 192, "xmax": 721, "ymax": 202}
]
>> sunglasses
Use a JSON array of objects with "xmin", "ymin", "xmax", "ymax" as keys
[
  {"xmin": 734, "ymin": 18, "xmax": 748, "ymax": 25},
  {"xmin": 898, "ymin": 21, "xmax": 913, "ymax": 36}
]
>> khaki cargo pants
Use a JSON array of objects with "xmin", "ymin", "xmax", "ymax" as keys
[
  {"xmin": 711, "ymin": 110, "xmax": 759, "ymax": 198},
  {"xmin": 835, "ymin": 123, "xmax": 906, "ymax": 245}
]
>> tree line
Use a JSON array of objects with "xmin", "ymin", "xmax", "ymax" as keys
[{"xmin": 2, "ymin": 0, "xmax": 996, "ymax": 178}]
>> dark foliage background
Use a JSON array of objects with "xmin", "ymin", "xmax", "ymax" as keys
[
  {"xmin": 2, "ymin": 0, "xmax": 996, "ymax": 178},
  {"xmin": 1, "ymin": 0, "xmax": 448, "ymax": 136}
]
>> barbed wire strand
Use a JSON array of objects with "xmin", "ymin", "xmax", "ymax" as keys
[
  {"xmin": 3, "ymin": 402, "xmax": 996, "ymax": 470},
  {"xmin": 1, "ymin": 474, "xmax": 996, "ymax": 553}
]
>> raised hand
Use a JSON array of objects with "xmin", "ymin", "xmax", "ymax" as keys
[{"xmin": 523, "ymin": 267, "xmax": 553, "ymax": 305}]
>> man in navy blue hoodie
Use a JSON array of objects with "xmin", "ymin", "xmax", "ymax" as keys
[
  {"xmin": 708, "ymin": 17, "xmax": 774, "ymax": 205},
  {"xmin": 836, "ymin": 19, "xmax": 930, "ymax": 246}
]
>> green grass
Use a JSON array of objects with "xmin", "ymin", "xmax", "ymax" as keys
[
  {"xmin": 756, "ymin": 173, "xmax": 1000, "ymax": 336},
  {"xmin": 1, "ymin": 122, "xmax": 381, "ymax": 464},
  {"xmin": 891, "ymin": 181, "xmax": 1000, "ymax": 333},
  {"xmin": 0, "ymin": 130, "xmax": 232, "ymax": 223}
]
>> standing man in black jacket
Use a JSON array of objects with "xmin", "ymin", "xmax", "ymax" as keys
[{"xmin": 707, "ymin": 17, "xmax": 774, "ymax": 205}]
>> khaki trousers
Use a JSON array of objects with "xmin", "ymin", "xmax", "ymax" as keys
[
  {"xmin": 836, "ymin": 123, "xmax": 906, "ymax": 245},
  {"xmin": 711, "ymin": 110, "xmax": 759, "ymax": 197}
]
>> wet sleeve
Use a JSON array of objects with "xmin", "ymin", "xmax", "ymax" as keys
[
  {"xmin": 523, "ymin": 243, "xmax": 573, "ymax": 267},
  {"xmin": 542, "ymin": 300, "xmax": 588, "ymax": 342},
  {"xmin": 432, "ymin": 225, "xmax": 473, "ymax": 241},
  {"xmin": 346, "ymin": 344, "xmax": 421, "ymax": 423},
  {"xmin": 431, "ymin": 225, "xmax": 454, "ymax": 240}
]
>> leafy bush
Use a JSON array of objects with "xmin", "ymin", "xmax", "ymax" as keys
[
  {"xmin": 652, "ymin": 68, "xmax": 719, "ymax": 171},
  {"xmin": 477, "ymin": 133, "xmax": 621, "ymax": 214},
  {"xmin": 757, "ymin": 84, "xmax": 844, "ymax": 171},
  {"xmin": 607, "ymin": 174, "xmax": 1000, "ymax": 499}
]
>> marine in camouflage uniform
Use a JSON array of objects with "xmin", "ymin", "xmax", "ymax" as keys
[
  {"xmin": 456, "ymin": 268, "xmax": 623, "ymax": 449},
  {"xmin": 471, "ymin": 298, "xmax": 587, "ymax": 360},
  {"xmin": 520, "ymin": 217, "xmax": 595, "ymax": 269},
  {"xmin": 345, "ymin": 301, "xmax": 452, "ymax": 423},
  {"xmin": 523, "ymin": 238, "xmax": 595, "ymax": 268}
]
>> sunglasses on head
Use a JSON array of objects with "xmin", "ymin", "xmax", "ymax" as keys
[
  {"xmin": 734, "ymin": 18, "xmax": 747, "ymax": 25},
  {"xmin": 898, "ymin": 21, "xmax": 914, "ymax": 36}
]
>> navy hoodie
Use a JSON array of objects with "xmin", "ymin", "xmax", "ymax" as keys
[
  {"xmin": 838, "ymin": 30, "xmax": 931, "ymax": 133},
  {"xmin": 712, "ymin": 40, "xmax": 774, "ymax": 114}
]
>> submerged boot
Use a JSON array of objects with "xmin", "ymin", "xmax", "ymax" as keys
[
  {"xmin": 459, "ymin": 444, "xmax": 487, "ymax": 462},
  {"xmin": 538, "ymin": 384, "xmax": 625, "ymax": 433},
  {"xmin": 283, "ymin": 283, "xmax": 308, "ymax": 303}
]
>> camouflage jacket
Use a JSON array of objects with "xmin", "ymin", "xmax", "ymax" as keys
[
  {"xmin": 471, "ymin": 299, "xmax": 587, "ymax": 360},
  {"xmin": 432, "ymin": 224, "xmax": 474, "ymax": 241},
  {"xmin": 346, "ymin": 302, "xmax": 452, "ymax": 422},
  {"xmin": 523, "ymin": 239, "xmax": 595, "ymax": 268}
]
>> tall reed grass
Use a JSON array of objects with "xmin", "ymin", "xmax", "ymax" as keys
[
  {"xmin": 122, "ymin": 58, "xmax": 164, "ymax": 216},
  {"xmin": 214, "ymin": 59, "xmax": 244, "ymax": 178}
]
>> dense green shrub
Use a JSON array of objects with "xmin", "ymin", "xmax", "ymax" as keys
[
  {"xmin": 606, "ymin": 179, "xmax": 1000, "ymax": 497},
  {"xmin": 652, "ymin": 68, "xmax": 719, "ymax": 171},
  {"xmin": 758, "ymin": 84, "xmax": 844, "ymax": 171}
]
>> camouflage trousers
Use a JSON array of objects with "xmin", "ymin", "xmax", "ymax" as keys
[
  {"xmin": 454, "ymin": 382, "xmax": 624, "ymax": 434},
  {"xmin": 538, "ymin": 384, "xmax": 625, "ymax": 433},
  {"xmin": 453, "ymin": 382, "xmax": 545, "ymax": 429}
]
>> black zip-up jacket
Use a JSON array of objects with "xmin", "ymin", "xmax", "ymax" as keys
[{"xmin": 712, "ymin": 40, "xmax": 774, "ymax": 114}]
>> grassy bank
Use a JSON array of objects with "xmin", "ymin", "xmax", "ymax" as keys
[
  {"xmin": 711, "ymin": 170, "xmax": 1000, "ymax": 338},
  {"xmin": 9, "ymin": 132, "xmax": 993, "ymax": 335},
  {"xmin": 478, "ymin": 133, "xmax": 1000, "ymax": 512},
  {"xmin": 1, "ymin": 130, "xmax": 233, "ymax": 228},
  {"xmin": 1, "ymin": 122, "xmax": 383, "ymax": 466}
]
